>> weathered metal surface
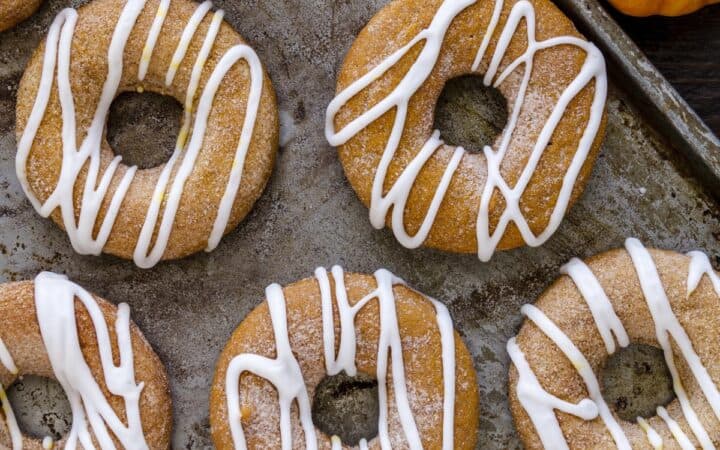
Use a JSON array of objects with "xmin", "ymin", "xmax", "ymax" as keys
[
  {"xmin": 0, "ymin": 0, "xmax": 718, "ymax": 449},
  {"xmin": 555, "ymin": 0, "xmax": 720, "ymax": 197}
]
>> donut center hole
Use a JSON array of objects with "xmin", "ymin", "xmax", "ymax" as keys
[
  {"xmin": 601, "ymin": 344, "xmax": 676, "ymax": 421},
  {"xmin": 6, "ymin": 375, "xmax": 72, "ymax": 441},
  {"xmin": 106, "ymin": 91, "xmax": 182, "ymax": 169},
  {"xmin": 433, "ymin": 74, "xmax": 508, "ymax": 153},
  {"xmin": 311, "ymin": 372, "xmax": 379, "ymax": 446}
]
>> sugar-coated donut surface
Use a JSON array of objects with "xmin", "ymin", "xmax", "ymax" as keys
[
  {"xmin": 326, "ymin": 0, "xmax": 607, "ymax": 260},
  {"xmin": 15, "ymin": 0, "xmax": 278, "ymax": 268},
  {"xmin": 0, "ymin": 0, "xmax": 41, "ymax": 32},
  {"xmin": 0, "ymin": 273, "xmax": 172, "ymax": 449},
  {"xmin": 508, "ymin": 238, "xmax": 720, "ymax": 449},
  {"xmin": 210, "ymin": 267, "xmax": 479, "ymax": 449}
]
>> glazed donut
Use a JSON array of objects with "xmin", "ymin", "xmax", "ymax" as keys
[
  {"xmin": 0, "ymin": 0, "xmax": 41, "ymax": 32},
  {"xmin": 15, "ymin": 0, "xmax": 278, "ymax": 268},
  {"xmin": 210, "ymin": 266, "xmax": 478, "ymax": 449},
  {"xmin": 508, "ymin": 238, "xmax": 720, "ymax": 448},
  {"xmin": 326, "ymin": 0, "xmax": 607, "ymax": 261},
  {"xmin": 0, "ymin": 272, "xmax": 171, "ymax": 449}
]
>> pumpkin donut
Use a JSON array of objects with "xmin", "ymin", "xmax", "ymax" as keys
[
  {"xmin": 210, "ymin": 266, "xmax": 479, "ymax": 449},
  {"xmin": 508, "ymin": 238, "xmax": 720, "ymax": 449},
  {"xmin": 0, "ymin": 272, "xmax": 172, "ymax": 449},
  {"xmin": 325, "ymin": 0, "xmax": 607, "ymax": 261},
  {"xmin": 0, "ymin": 0, "xmax": 41, "ymax": 32},
  {"xmin": 15, "ymin": 0, "xmax": 278, "ymax": 268}
]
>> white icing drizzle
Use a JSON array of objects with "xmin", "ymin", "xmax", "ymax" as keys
[
  {"xmin": 625, "ymin": 238, "xmax": 720, "ymax": 450},
  {"xmin": 205, "ymin": 45, "xmax": 262, "ymax": 251},
  {"xmin": 325, "ymin": 0, "xmax": 607, "ymax": 261},
  {"xmin": 372, "ymin": 269, "xmax": 421, "ymax": 450},
  {"xmin": 560, "ymin": 258, "xmax": 629, "ymax": 354},
  {"xmin": 16, "ymin": 0, "xmax": 264, "ymax": 268},
  {"xmin": 657, "ymin": 406, "xmax": 694, "ymax": 450},
  {"xmin": 474, "ymin": 1, "xmax": 606, "ymax": 262},
  {"xmin": 225, "ymin": 266, "xmax": 457, "ymax": 449},
  {"xmin": 42, "ymin": 436, "xmax": 54, "ymax": 449},
  {"xmin": 687, "ymin": 250, "xmax": 720, "ymax": 298},
  {"xmin": 636, "ymin": 416, "xmax": 663, "ymax": 450},
  {"xmin": 0, "ymin": 338, "xmax": 17, "ymax": 376},
  {"xmin": 226, "ymin": 282, "xmax": 317, "ymax": 450},
  {"xmin": 331, "ymin": 437, "xmax": 368, "ymax": 450},
  {"xmin": 431, "ymin": 290, "xmax": 456, "ymax": 450},
  {"xmin": 0, "ymin": 273, "xmax": 148, "ymax": 449},
  {"xmin": 331, "ymin": 436, "xmax": 368, "ymax": 450},
  {"xmin": 0, "ymin": 384, "xmax": 21, "ymax": 450},
  {"xmin": 509, "ymin": 238, "xmax": 720, "ymax": 449},
  {"xmin": 316, "ymin": 266, "xmax": 364, "ymax": 377},
  {"xmin": 520, "ymin": 304, "xmax": 629, "ymax": 449},
  {"xmin": 0, "ymin": 337, "xmax": 21, "ymax": 450},
  {"xmin": 507, "ymin": 337, "xmax": 599, "ymax": 450},
  {"xmin": 34, "ymin": 271, "xmax": 147, "ymax": 450},
  {"xmin": 165, "ymin": 0, "xmax": 213, "ymax": 86},
  {"xmin": 1, "ymin": 339, "xmax": 55, "ymax": 450},
  {"xmin": 138, "ymin": 0, "xmax": 170, "ymax": 81}
]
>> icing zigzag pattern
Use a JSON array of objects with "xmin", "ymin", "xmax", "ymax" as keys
[
  {"xmin": 16, "ymin": 0, "xmax": 262, "ymax": 268},
  {"xmin": 326, "ymin": 0, "xmax": 607, "ymax": 261},
  {"xmin": 0, "ymin": 273, "xmax": 146, "ymax": 450},
  {"xmin": 225, "ymin": 266, "xmax": 456, "ymax": 450},
  {"xmin": 509, "ymin": 238, "xmax": 720, "ymax": 450}
]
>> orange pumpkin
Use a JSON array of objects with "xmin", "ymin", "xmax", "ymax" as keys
[{"xmin": 608, "ymin": 0, "xmax": 720, "ymax": 16}]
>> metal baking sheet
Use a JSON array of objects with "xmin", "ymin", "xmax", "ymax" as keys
[{"xmin": 0, "ymin": 0, "xmax": 718, "ymax": 448}]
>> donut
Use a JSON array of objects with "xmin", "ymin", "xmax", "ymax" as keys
[
  {"xmin": 0, "ymin": 272, "xmax": 172, "ymax": 449},
  {"xmin": 0, "ymin": 0, "xmax": 41, "ymax": 32},
  {"xmin": 15, "ymin": 0, "xmax": 278, "ymax": 268},
  {"xmin": 210, "ymin": 266, "xmax": 479, "ymax": 449},
  {"xmin": 507, "ymin": 238, "xmax": 720, "ymax": 448},
  {"xmin": 325, "ymin": 0, "xmax": 607, "ymax": 261}
]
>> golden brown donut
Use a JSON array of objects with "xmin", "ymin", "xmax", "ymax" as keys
[
  {"xmin": 508, "ymin": 238, "xmax": 720, "ymax": 449},
  {"xmin": 0, "ymin": 272, "xmax": 172, "ymax": 449},
  {"xmin": 210, "ymin": 266, "xmax": 478, "ymax": 449},
  {"xmin": 0, "ymin": 0, "xmax": 41, "ymax": 32},
  {"xmin": 326, "ymin": 0, "xmax": 607, "ymax": 261},
  {"xmin": 15, "ymin": 0, "xmax": 278, "ymax": 268}
]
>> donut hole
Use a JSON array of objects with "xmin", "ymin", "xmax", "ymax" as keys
[
  {"xmin": 6, "ymin": 375, "xmax": 72, "ymax": 441},
  {"xmin": 311, "ymin": 372, "xmax": 379, "ymax": 446},
  {"xmin": 433, "ymin": 74, "xmax": 508, "ymax": 154},
  {"xmin": 600, "ymin": 344, "xmax": 676, "ymax": 421},
  {"xmin": 106, "ymin": 91, "xmax": 182, "ymax": 169}
]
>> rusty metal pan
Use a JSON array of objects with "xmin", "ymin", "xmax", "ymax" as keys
[
  {"xmin": 0, "ymin": 0, "xmax": 718, "ymax": 449},
  {"xmin": 556, "ymin": 0, "xmax": 720, "ymax": 197}
]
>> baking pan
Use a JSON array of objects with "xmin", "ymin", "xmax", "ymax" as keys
[{"xmin": 0, "ymin": 0, "xmax": 718, "ymax": 448}]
